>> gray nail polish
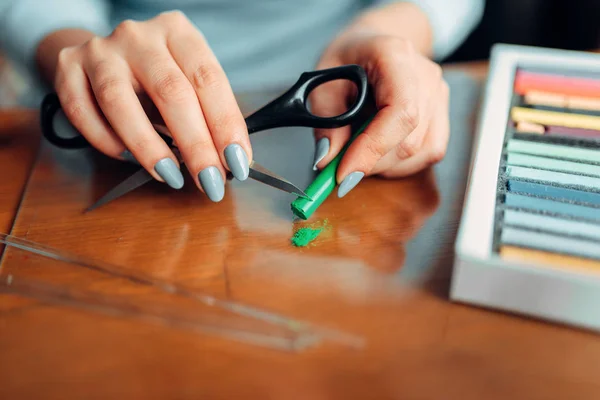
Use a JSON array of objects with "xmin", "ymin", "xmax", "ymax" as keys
[
  {"xmin": 154, "ymin": 158, "xmax": 184, "ymax": 189},
  {"xmin": 120, "ymin": 150, "xmax": 139, "ymax": 165},
  {"xmin": 198, "ymin": 166, "xmax": 225, "ymax": 202},
  {"xmin": 313, "ymin": 137, "xmax": 330, "ymax": 171},
  {"xmin": 338, "ymin": 172, "xmax": 364, "ymax": 198},
  {"xmin": 224, "ymin": 144, "xmax": 249, "ymax": 181}
]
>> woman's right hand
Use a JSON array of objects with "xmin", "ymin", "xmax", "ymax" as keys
[{"xmin": 50, "ymin": 11, "xmax": 251, "ymax": 202}]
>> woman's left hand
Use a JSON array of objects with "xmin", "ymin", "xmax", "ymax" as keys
[{"xmin": 310, "ymin": 30, "xmax": 450, "ymax": 198}]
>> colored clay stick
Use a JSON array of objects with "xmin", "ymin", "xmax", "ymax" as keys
[
  {"xmin": 524, "ymin": 90, "xmax": 566, "ymax": 108},
  {"xmin": 513, "ymin": 123, "xmax": 600, "ymax": 139},
  {"xmin": 515, "ymin": 70, "xmax": 600, "ymax": 98},
  {"xmin": 515, "ymin": 121, "xmax": 545, "ymax": 134},
  {"xmin": 503, "ymin": 209, "xmax": 600, "ymax": 241},
  {"xmin": 524, "ymin": 90, "xmax": 600, "ymax": 112},
  {"xmin": 500, "ymin": 246, "xmax": 600, "ymax": 273},
  {"xmin": 511, "ymin": 107, "xmax": 600, "ymax": 131},
  {"xmin": 506, "ymin": 165, "xmax": 600, "ymax": 191},
  {"xmin": 506, "ymin": 139, "xmax": 600, "ymax": 163},
  {"xmin": 518, "ymin": 67, "xmax": 600, "ymax": 80},
  {"xmin": 529, "ymin": 104, "xmax": 600, "ymax": 117},
  {"xmin": 546, "ymin": 125, "xmax": 600, "ymax": 138},
  {"xmin": 569, "ymin": 96, "xmax": 600, "ymax": 112},
  {"xmin": 290, "ymin": 116, "xmax": 374, "ymax": 220},
  {"xmin": 507, "ymin": 180, "xmax": 600, "ymax": 206},
  {"xmin": 500, "ymin": 226, "xmax": 600, "ymax": 260},
  {"xmin": 505, "ymin": 193, "xmax": 600, "ymax": 222},
  {"xmin": 506, "ymin": 153, "xmax": 600, "ymax": 178}
]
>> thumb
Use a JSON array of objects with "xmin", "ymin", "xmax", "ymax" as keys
[{"xmin": 308, "ymin": 67, "xmax": 358, "ymax": 171}]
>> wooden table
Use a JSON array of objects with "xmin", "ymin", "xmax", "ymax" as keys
[{"xmin": 1, "ymin": 58, "xmax": 600, "ymax": 400}]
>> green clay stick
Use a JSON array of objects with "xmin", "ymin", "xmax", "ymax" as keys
[{"xmin": 291, "ymin": 116, "xmax": 374, "ymax": 220}]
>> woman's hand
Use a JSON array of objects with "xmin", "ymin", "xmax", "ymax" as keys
[
  {"xmin": 48, "ymin": 11, "xmax": 251, "ymax": 202},
  {"xmin": 311, "ymin": 29, "xmax": 449, "ymax": 198}
]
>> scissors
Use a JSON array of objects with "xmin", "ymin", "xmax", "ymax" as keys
[{"xmin": 40, "ymin": 64, "xmax": 369, "ymax": 212}]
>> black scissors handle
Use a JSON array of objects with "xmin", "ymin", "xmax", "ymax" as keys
[
  {"xmin": 40, "ymin": 93, "xmax": 91, "ymax": 149},
  {"xmin": 245, "ymin": 64, "xmax": 368, "ymax": 134},
  {"xmin": 40, "ymin": 93, "xmax": 174, "ymax": 149},
  {"xmin": 40, "ymin": 64, "xmax": 368, "ymax": 148}
]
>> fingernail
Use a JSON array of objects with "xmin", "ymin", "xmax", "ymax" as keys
[
  {"xmin": 224, "ymin": 144, "xmax": 249, "ymax": 181},
  {"xmin": 120, "ymin": 150, "xmax": 139, "ymax": 165},
  {"xmin": 313, "ymin": 138, "xmax": 330, "ymax": 170},
  {"xmin": 198, "ymin": 166, "xmax": 225, "ymax": 202},
  {"xmin": 154, "ymin": 158, "xmax": 184, "ymax": 189},
  {"xmin": 338, "ymin": 172, "xmax": 364, "ymax": 198}
]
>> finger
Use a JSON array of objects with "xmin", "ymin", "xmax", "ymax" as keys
[
  {"xmin": 55, "ymin": 51, "xmax": 126, "ymax": 160},
  {"xmin": 379, "ymin": 80, "xmax": 450, "ymax": 178},
  {"xmin": 168, "ymin": 29, "xmax": 252, "ymax": 182},
  {"xmin": 392, "ymin": 66, "xmax": 439, "ymax": 162},
  {"xmin": 310, "ymin": 78, "xmax": 358, "ymax": 171},
  {"xmin": 336, "ymin": 56, "xmax": 422, "ymax": 197},
  {"xmin": 128, "ymin": 47, "xmax": 225, "ymax": 202},
  {"xmin": 84, "ymin": 50, "xmax": 184, "ymax": 189},
  {"xmin": 368, "ymin": 73, "xmax": 441, "ymax": 175},
  {"xmin": 368, "ymin": 116, "xmax": 430, "ymax": 176}
]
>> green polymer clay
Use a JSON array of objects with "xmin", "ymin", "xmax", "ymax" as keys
[
  {"xmin": 291, "ymin": 227, "xmax": 324, "ymax": 247},
  {"xmin": 290, "ymin": 116, "xmax": 374, "ymax": 220}
]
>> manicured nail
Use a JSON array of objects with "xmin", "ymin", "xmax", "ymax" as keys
[
  {"xmin": 337, "ymin": 172, "xmax": 364, "ymax": 198},
  {"xmin": 120, "ymin": 150, "xmax": 139, "ymax": 165},
  {"xmin": 224, "ymin": 144, "xmax": 249, "ymax": 181},
  {"xmin": 313, "ymin": 137, "xmax": 330, "ymax": 170},
  {"xmin": 198, "ymin": 166, "xmax": 225, "ymax": 202},
  {"xmin": 154, "ymin": 158, "xmax": 184, "ymax": 189}
]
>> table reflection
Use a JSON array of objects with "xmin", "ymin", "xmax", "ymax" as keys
[{"xmin": 4, "ymin": 69, "xmax": 481, "ymax": 312}]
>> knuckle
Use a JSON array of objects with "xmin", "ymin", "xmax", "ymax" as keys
[
  {"xmin": 110, "ymin": 19, "xmax": 149, "ymax": 47},
  {"xmin": 363, "ymin": 132, "xmax": 388, "ymax": 161},
  {"xmin": 186, "ymin": 138, "xmax": 213, "ymax": 155},
  {"xmin": 85, "ymin": 37, "xmax": 109, "ymax": 60},
  {"xmin": 56, "ymin": 47, "xmax": 77, "ymax": 70},
  {"xmin": 397, "ymin": 138, "xmax": 420, "ymax": 159},
  {"xmin": 396, "ymin": 103, "xmax": 420, "ymax": 133},
  {"xmin": 61, "ymin": 96, "xmax": 87, "ymax": 125},
  {"xmin": 191, "ymin": 64, "xmax": 222, "ymax": 91},
  {"xmin": 378, "ymin": 36, "xmax": 412, "ymax": 55},
  {"xmin": 95, "ymin": 77, "xmax": 126, "ymax": 107},
  {"xmin": 165, "ymin": 10, "xmax": 186, "ymax": 21},
  {"xmin": 153, "ymin": 71, "xmax": 192, "ymax": 103},
  {"xmin": 91, "ymin": 58, "xmax": 114, "ymax": 80},
  {"xmin": 130, "ymin": 137, "xmax": 154, "ymax": 154},
  {"xmin": 112, "ymin": 19, "xmax": 139, "ymax": 38},
  {"xmin": 158, "ymin": 10, "xmax": 189, "ymax": 26},
  {"xmin": 209, "ymin": 112, "xmax": 243, "ymax": 136}
]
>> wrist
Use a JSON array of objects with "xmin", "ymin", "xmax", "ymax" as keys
[
  {"xmin": 35, "ymin": 28, "xmax": 96, "ymax": 86},
  {"xmin": 341, "ymin": 2, "xmax": 434, "ymax": 56}
]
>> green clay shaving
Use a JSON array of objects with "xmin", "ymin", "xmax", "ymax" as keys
[
  {"xmin": 291, "ymin": 219, "xmax": 330, "ymax": 247},
  {"xmin": 291, "ymin": 227, "xmax": 324, "ymax": 247}
]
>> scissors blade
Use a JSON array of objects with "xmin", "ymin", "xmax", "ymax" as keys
[
  {"xmin": 84, "ymin": 168, "xmax": 153, "ymax": 213},
  {"xmin": 248, "ymin": 161, "xmax": 311, "ymax": 199}
]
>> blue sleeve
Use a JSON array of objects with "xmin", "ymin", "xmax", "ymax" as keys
[
  {"xmin": 375, "ymin": 0, "xmax": 485, "ymax": 60},
  {"xmin": 0, "ymin": 0, "xmax": 112, "ymax": 75}
]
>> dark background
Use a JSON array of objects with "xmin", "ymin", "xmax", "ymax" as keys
[{"xmin": 446, "ymin": 0, "xmax": 600, "ymax": 62}]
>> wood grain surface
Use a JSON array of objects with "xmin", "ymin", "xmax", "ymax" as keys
[{"xmin": 1, "ymin": 59, "xmax": 600, "ymax": 400}]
